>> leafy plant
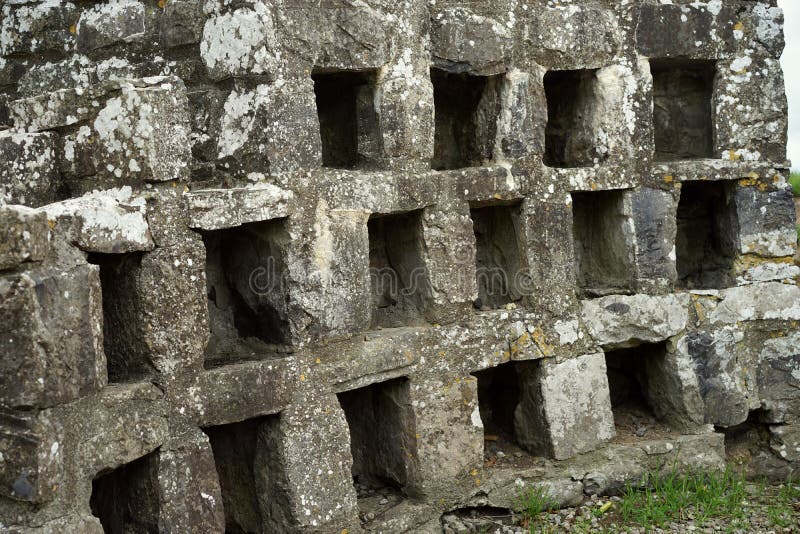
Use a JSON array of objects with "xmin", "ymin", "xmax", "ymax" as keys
[{"xmin": 790, "ymin": 172, "xmax": 800, "ymax": 196}]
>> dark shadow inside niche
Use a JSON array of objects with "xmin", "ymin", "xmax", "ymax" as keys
[
  {"xmin": 675, "ymin": 180, "xmax": 738, "ymax": 290},
  {"xmin": 312, "ymin": 68, "xmax": 383, "ymax": 170},
  {"xmin": 544, "ymin": 69, "xmax": 599, "ymax": 168},
  {"xmin": 90, "ymin": 449, "xmax": 160, "ymax": 534},
  {"xmin": 368, "ymin": 210, "xmax": 432, "ymax": 329},
  {"xmin": 87, "ymin": 252, "xmax": 154, "ymax": 384},
  {"xmin": 470, "ymin": 202, "xmax": 527, "ymax": 310},
  {"xmin": 473, "ymin": 362, "xmax": 521, "ymax": 444},
  {"xmin": 605, "ymin": 342, "xmax": 678, "ymax": 441},
  {"xmin": 571, "ymin": 189, "xmax": 635, "ymax": 297},
  {"xmin": 202, "ymin": 415, "xmax": 291, "ymax": 534},
  {"xmin": 198, "ymin": 218, "xmax": 291, "ymax": 367},
  {"xmin": 431, "ymin": 68, "xmax": 502, "ymax": 170},
  {"xmin": 650, "ymin": 59, "xmax": 716, "ymax": 161},
  {"xmin": 337, "ymin": 377, "xmax": 419, "ymax": 506}
]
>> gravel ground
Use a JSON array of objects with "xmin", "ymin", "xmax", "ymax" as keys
[{"xmin": 442, "ymin": 484, "xmax": 800, "ymax": 533}]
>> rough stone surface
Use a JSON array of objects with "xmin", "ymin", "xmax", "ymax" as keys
[{"xmin": 0, "ymin": 1, "xmax": 797, "ymax": 532}]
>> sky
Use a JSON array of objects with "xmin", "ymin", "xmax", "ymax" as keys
[{"xmin": 779, "ymin": 0, "xmax": 799, "ymax": 170}]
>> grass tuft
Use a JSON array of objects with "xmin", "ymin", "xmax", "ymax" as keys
[
  {"xmin": 618, "ymin": 466, "xmax": 748, "ymax": 528},
  {"xmin": 790, "ymin": 172, "xmax": 800, "ymax": 196}
]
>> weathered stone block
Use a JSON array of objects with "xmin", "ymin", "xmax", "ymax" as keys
[
  {"xmin": 160, "ymin": 0, "xmax": 205, "ymax": 48},
  {"xmin": 0, "ymin": 266, "xmax": 105, "ymax": 410},
  {"xmin": 76, "ymin": 0, "xmax": 147, "ymax": 52},
  {"xmin": 0, "ymin": 409, "xmax": 62, "ymax": 503},
  {"xmin": 635, "ymin": 3, "xmax": 736, "ymax": 59},
  {"xmin": 0, "ymin": 1, "xmax": 78, "ymax": 56},
  {"xmin": 630, "ymin": 188, "xmax": 678, "ymax": 289},
  {"xmin": 515, "ymin": 353, "xmax": 615, "ymax": 460},
  {"xmin": 186, "ymin": 184, "xmax": 293, "ymax": 231},
  {"xmin": 0, "ymin": 131, "xmax": 59, "ymax": 207},
  {"xmin": 735, "ymin": 186, "xmax": 797, "ymax": 257},
  {"xmin": 759, "ymin": 332, "xmax": 800, "ymax": 424},
  {"xmin": 0, "ymin": 206, "xmax": 47, "ymax": 271},
  {"xmin": 431, "ymin": 8, "xmax": 511, "ymax": 76}
]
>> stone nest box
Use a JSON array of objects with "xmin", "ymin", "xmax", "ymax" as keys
[{"xmin": 0, "ymin": 0, "xmax": 798, "ymax": 532}]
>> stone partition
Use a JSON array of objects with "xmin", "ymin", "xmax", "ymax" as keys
[{"xmin": 0, "ymin": 1, "xmax": 798, "ymax": 532}]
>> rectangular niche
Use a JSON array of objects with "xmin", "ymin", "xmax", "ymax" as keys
[
  {"xmin": 571, "ymin": 190, "xmax": 635, "ymax": 297},
  {"xmin": 650, "ymin": 59, "xmax": 716, "ymax": 161},
  {"xmin": 604, "ymin": 342, "xmax": 677, "ymax": 440},
  {"xmin": 203, "ymin": 415, "xmax": 288, "ymax": 534},
  {"xmin": 87, "ymin": 252, "xmax": 152, "ymax": 384},
  {"xmin": 675, "ymin": 180, "xmax": 737, "ymax": 289},
  {"xmin": 337, "ymin": 377, "xmax": 419, "ymax": 508},
  {"xmin": 312, "ymin": 69, "xmax": 383, "ymax": 169},
  {"xmin": 431, "ymin": 68, "xmax": 502, "ymax": 170},
  {"xmin": 470, "ymin": 203, "xmax": 528, "ymax": 310},
  {"xmin": 90, "ymin": 449, "xmax": 160, "ymax": 533},
  {"xmin": 368, "ymin": 210, "xmax": 432, "ymax": 329},
  {"xmin": 544, "ymin": 69, "xmax": 599, "ymax": 168},
  {"xmin": 200, "ymin": 218, "xmax": 291, "ymax": 366},
  {"xmin": 473, "ymin": 361, "xmax": 546, "ymax": 459}
]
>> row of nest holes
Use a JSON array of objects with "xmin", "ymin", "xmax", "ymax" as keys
[
  {"xmin": 313, "ymin": 59, "xmax": 716, "ymax": 170},
  {"xmin": 90, "ymin": 179, "xmax": 737, "ymax": 381},
  {"xmin": 90, "ymin": 341, "xmax": 707, "ymax": 532}
]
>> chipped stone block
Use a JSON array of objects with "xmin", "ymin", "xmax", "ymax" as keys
[
  {"xmin": 0, "ymin": 266, "xmax": 105, "ymax": 410},
  {"xmin": 216, "ymin": 79, "xmax": 322, "ymax": 177},
  {"xmin": 635, "ymin": 2, "xmax": 736, "ymax": 59},
  {"xmin": 495, "ymin": 69, "xmax": 540, "ymax": 160},
  {"xmin": 186, "ymin": 183, "xmax": 293, "ymax": 231},
  {"xmin": 0, "ymin": 206, "xmax": 47, "ymax": 271},
  {"xmin": 0, "ymin": 131, "xmax": 59, "ymax": 207},
  {"xmin": 735, "ymin": 186, "xmax": 797, "ymax": 257},
  {"xmin": 516, "ymin": 353, "xmax": 615, "ymax": 460},
  {"xmin": 582, "ymin": 293, "xmax": 690, "ymax": 349},
  {"xmin": 379, "ymin": 74, "xmax": 435, "ymax": 165},
  {"xmin": 769, "ymin": 424, "xmax": 800, "ymax": 463},
  {"xmin": 0, "ymin": 409, "xmax": 62, "ymax": 503},
  {"xmin": 707, "ymin": 282, "xmax": 800, "ymax": 324},
  {"xmin": 431, "ymin": 8, "xmax": 511, "ymax": 75},
  {"xmin": 76, "ymin": 0, "xmax": 146, "ymax": 52},
  {"xmin": 160, "ymin": 0, "xmax": 205, "ymax": 48},
  {"xmin": 44, "ymin": 187, "xmax": 154, "ymax": 254}
]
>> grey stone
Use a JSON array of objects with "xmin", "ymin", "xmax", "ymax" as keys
[
  {"xmin": 0, "ymin": 131, "xmax": 59, "ymax": 207},
  {"xmin": 76, "ymin": 0, "xmax": 146, "ymax": 52},
  {"xmin": 0, "ymin": 205, "xmax": 47, "ymax": 271}
]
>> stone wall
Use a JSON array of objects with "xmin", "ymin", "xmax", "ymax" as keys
[{"xmin": 0, "ymin": 0, "xmax": 798, "ymax": 532}]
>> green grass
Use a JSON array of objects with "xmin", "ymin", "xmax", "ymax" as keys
[
  {"xmin": 516, "ymin": 485, "xmax": 556, "ymax": 521},
  {"xmin": 618, "ymin": 466, "xmax": 748, "ymax": 528},
  {"xmin": 765, "ymin": 477, "xmax": 800, "ymax": 528},
  {"xmin": 790, "ymin": 172, "xmax": 800, "ymax": 196}
]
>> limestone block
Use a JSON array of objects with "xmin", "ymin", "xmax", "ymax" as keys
[
  {"xmin": 735, "ymin": 186, "xmax": 796, "ymax": 257},
  {"xmin": 523, "ymin": 4, "xmax": 620, "ymax": 69},
  {"xmin": 581, "ymin": 293, "xmax": 690, "ymax": 349},
  {"xmin": 0, "ymin": 409, "xmax": 62, "ymax": 503},
  {"xmin": 216, "ymin": 79, "xmax": 322, "ymax": 176},
  {"xmin": 0, "ymin": 266, "xmax": 105, "ymax": 410},
  {"xmin": 707, "ymin": 282, "xmax": 800, "ymax": 324},
  {"xmin": 186, "ymin": 183, "xmax": 293, "ymax": 231},
  {"xmin": 410, "ymin": 376, "xmax": 483, "ymax": 499},
  {"xmin": 0, "ymin": 206, "xmax": 47, "ymax": 271},
  {"xmin": 76, "ymin": 0, "xmax": 146, "ymax": 52},
  {"xmin": 431, "ymin": 8, "xmax": 511, "ymax": 75},
  {"xmin": 635, "ymin": 2, "xmax": 736, "ymax": 59},
  {"xmin": 515, "ymin": 353, "xmax": 615, "ymax": 460},
  {"xmin": 43, "ymin": 187, "xmax": 155, "ymax": 254},
  {"xmin": 0, "ymin": 131, "xmax": 59, "ymax": 207},
  {"xmin": 160, "ymin": 0, "xmax": 205, "ymax": 48},
  {"xmin": 630, "ymin": 188, "xmax": 678, "ymax": 288},
  {"xmin": 645, "ymin": 336, "xmax": 706, "ymax": 431},
  {"xmin": 769, "ymin": 424, "xmax": 800, "ymax": 463},
  {"xmin": 379, "ymin": 74, "xmax": 435, "ymax": 164},
  {"xmin": 156, "ymin": 431, "xmax": 226, "ymax": 533},
  {"xmin": 200, "ymin": 2, "xmax": 279, "ymax": 81},
  {"xmin": 495, "ymin": 69, "xmax": 539, "ymax": 161},
  {"xmin": 759, "ymin": 332, "xmax": 800, "ymax": 424},
  {"xmin": 0, "ymin": 1, "xmax": 78, "ymax": 56}
]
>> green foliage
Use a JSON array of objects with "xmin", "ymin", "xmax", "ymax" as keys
[
  {"xmin": 790, "ymin": 172, "xmax": 800, "ymax": 196},
  {"xmin": 516, "ymin": 485, "xmax": 555, "ymax": 520},
  {"xmin": 618, "ymin": 466, "xmax": 748, "ymax": 528}
]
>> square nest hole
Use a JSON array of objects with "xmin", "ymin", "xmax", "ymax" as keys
[
  {"xmin": 470, "ymin": 203, "xmax": 528, "ymax": 310},
  {"xmin": 571, "ymin": 190, "xmax": 635, "ymax": 297},
  {"xmin": 650, "ymin": 59, "xmax": 716, "ymax": 161},
  {"xmin": 368, "ymin": 210, "xmax": 432, "ymax": 329},
  {"xmin": 675, "ymin": 180, "xmax": 738, "ymax": 289},
  {"xmin": 337, "ymin": 377, "xmax": 419, "ymax": 514},
  {"xmin": 90, "ymin": 449, "xmax": 160, "ymax": 533},
  {"xmin": 87, "ymin": 252, "xmax": 153, "ymax": 384},
  {"xmin": 199, "ymin": 218, "xmax": 291, "ymax": 366},
  {"xmin": 203, "ymin": 415, "xmax": 288, "ymax": 533},
  {"xmin": 431, "ymin": 68, "xmax": 502, "ymax": 170},
  {"xmin": 605, "ymin": 342, "xmax": 680, "ymax": 442},
  {"xmin": 544, "ymin": 69, "xmax": 600, "ymax": 168},
  {"xmin": 312, "ymin": 68, "xmax": 383, "ymax": 169},
  {"xmin": 473, "ymin": 361, "xmax": 547, "ymax": 466}
]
